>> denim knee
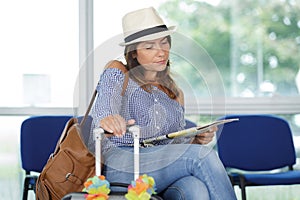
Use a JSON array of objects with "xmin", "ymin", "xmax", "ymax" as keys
[{"xmin": 161, "ymin": 176, "xmax": 209, "ymax": 200}]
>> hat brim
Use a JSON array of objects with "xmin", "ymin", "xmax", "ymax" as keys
[{"xmin": 119, "ymin": 26, "xmax": 176, "ymax": 46}]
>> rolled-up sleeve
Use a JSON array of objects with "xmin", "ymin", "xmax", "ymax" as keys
[{"xmin": 92, "ymin": 68, "xmax": 125, "ymax": 126}]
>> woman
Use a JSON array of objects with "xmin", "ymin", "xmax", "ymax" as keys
[{"xmin": 90, "ymin": 7, "xmax": 237, "ymax": 200}]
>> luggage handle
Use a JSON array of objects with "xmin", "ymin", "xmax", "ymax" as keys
[{"xmin": 93, "ymin": 125, "xmax": 140, "ymax": 180}]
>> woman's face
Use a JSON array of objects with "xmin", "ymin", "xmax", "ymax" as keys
[{"xmin": 135, "ymin": 37, "xmax": 170, "ymax": 73}]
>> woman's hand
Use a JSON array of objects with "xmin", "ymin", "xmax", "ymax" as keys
[
  {"xmin": 191, "ymin": 126, "xmax": 218, "ymax": 145},
  {"xmin": 100, "ymin": 114, "xmax": 135, "ymax": 137}
]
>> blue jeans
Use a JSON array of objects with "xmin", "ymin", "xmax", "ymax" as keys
[{"xmin": 103, "ymin": 144, "xmax": 237, "ymax": 200}]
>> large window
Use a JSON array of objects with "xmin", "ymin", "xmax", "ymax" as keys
[
  {"xmin": 159, "ymin": 1, "xmax": 300, "ymax": 128},
  {"xmin": 0, "ymin": 0, "xmax": 78, "ymax": 109},
  {"xmin": 0, "ymin": 1, "xmax": 78, "ymax": 199},
  {"xmin": 158, "ymin": 0, "xmax": 300, "ymax": 98}
]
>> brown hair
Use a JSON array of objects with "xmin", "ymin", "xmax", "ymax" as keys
[{"xmin": 124, "ymin": 36, "xmax": 179, "ymax": 99}]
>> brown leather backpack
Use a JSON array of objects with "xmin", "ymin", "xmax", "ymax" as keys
[
  {"xmin": 35, "ymin": 87, "xmax": 98, "ymax": 200},
  {"xmin": 35, "ymin": 116, "xmax": 96, "ymax": 200}
]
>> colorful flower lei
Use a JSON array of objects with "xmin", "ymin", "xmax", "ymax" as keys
[
  {"xmin": 82, "ymin": 175, "xmax": 110, "ymax": 200},
  {"xmin": 83, "ymin": 174, "xmax": 156, "ymax": 200},
  {"xmin": 125, "ymin": 174, "xmax": 157, "ymax": 200}
]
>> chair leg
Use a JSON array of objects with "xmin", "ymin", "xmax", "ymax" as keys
[
  {"xmin": 23, "ymin": 177, "xmax": 29, "ymax": 200},
  {"xmin": 23, "ymin": 174, "xmax": 38, "ymax": 200},
  {"xmin": 239, "ymin": 175, "xmax": 247, "ymax": 200},
  {"xmin": 241, "ymin": 185, "xmax": 247, "ymax": 200}
]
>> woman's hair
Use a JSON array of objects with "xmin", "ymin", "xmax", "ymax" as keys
[{"xmin": 124, "ymin": 36, "xmax": 179, "ymax": 99}]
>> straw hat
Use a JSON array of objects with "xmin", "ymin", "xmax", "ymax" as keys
[{"xmin": 119, "ymin": 7, "xmax": 176, "ymax": 46}]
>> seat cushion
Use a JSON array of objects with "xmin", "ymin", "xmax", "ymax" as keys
[{"xmin": 243, "ymin": 170, "xmax": 300, "ymax": 185}]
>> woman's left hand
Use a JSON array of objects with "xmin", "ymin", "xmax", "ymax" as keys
[{"xmin": 191, "ymin": 126, "xmax": 218, "ymax": 145}]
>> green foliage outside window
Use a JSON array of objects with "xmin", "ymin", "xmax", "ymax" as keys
[{"xmin": 159, "ymin": 0, "xmax": 300, "ymax": 97}]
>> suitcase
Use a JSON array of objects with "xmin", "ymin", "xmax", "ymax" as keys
[{"xmin": 61, "ymin": 125, "xmax": 163, "ymax": 200}]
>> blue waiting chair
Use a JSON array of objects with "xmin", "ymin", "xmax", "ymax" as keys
[
  {"xmin": 20, "ymin": 115, "xmax": 72, "ymax": 200},
  {"xmin": 216, "ymin": 114, "xmax": 300, "ymax": 200}
]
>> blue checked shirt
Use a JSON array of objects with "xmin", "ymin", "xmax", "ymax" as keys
[{"xmin": 91, "ymin": 68, "xmax": 189, "ymax": 152}]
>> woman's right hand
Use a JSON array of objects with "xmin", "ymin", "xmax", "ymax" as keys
[{"xmin": 100, "ymin": 114, "xmax": 135, "ymax": 137}]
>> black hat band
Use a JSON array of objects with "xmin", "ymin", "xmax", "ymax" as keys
[{"xmin": 124, "ymin": 25, "xmax": 168, "ymax": 43}]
